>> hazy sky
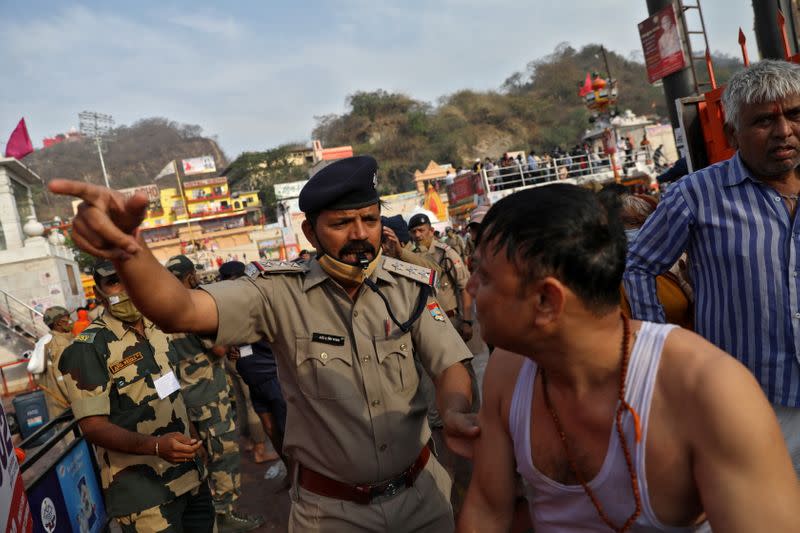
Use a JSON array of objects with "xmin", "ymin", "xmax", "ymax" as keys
[{"xmin": 2, "ymin": 1, "xmax": 758, "ymax": 159}]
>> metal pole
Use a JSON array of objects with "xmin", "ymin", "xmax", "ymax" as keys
[
  {"xmin": 600, "ymin": 45, "xmax": 613, "ymax": 82},
  {"xmin": 753, "ymin": 0, "xmax": 797, "ymax": 59},
  {"xmin": 96, "ymin": 137, "xmax": 110, "ymax": 188}
]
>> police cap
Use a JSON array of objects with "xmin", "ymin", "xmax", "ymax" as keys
[
  {"xmin": 43, "ymin": 306, "xmax": 69, "ymax": 327},
  {"xmin": 407, "ymin": 213, "xmax": 432, "ymax": 230},
  {"xmin": 298, "ymin": 156, "xmax": 379, "ymax": 214},
  {"xmin": 166, "ymin": 254, "xmax": 196, "ymax": 278},
  {"xmin": 219, "ymin": 261, "xmax": 246, "ymax": 280},
  {"xmin": 92, "ymin": 259, "xmax": 116, "ymax": 286}
]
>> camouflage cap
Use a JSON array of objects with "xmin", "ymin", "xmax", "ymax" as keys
[
  {"xmin": 166, "ymin": 254, "xmax": 196, "ymax": 277},
  {"xmin": 43, "ymin": 306, "xmax": 69, "ymax": 327}
]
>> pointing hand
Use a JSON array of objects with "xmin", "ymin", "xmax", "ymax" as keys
[{"xmin": 48, "ymin": 179, "xmax": 148, "ymax": 259}]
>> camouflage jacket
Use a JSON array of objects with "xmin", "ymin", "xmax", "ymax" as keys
[
  {"xmin": 59, "ymin": 313, "xmax": 200, "ymax": 517},
  {"xmin": 170, "ymin": 333, "xmax": 228, "ymax": 409}
]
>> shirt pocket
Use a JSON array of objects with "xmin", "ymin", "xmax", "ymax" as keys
[
  {"xmin": 295, "ymin": 336, "xmax": 357, "ymax": 400},
  {"xmin": 375, "ymin": 333, "xmax": 417, "ymax": 393},
  {"xmin": 110, "ymin": 372, "xmax": 156, "ymax": 426}
]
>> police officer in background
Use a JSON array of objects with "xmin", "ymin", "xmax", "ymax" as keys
[
  {"xmin": 444, "ymin": 227, "xmax": 466, "ymax": 262},
  {"xmin": 166, "ymin": 254, "xmax": 264, "ymax": 533},
  {"xmin": 405, "ymin": 213, "xmax": 473, "ymax": 341},
  {"xmin": 37, "ymin": 306, "xmax": 74, "ymax": 416},
  {"xmin": 51, "ymin": 155, "xmax": 477, "ymax": 532},
  {"xmin": 58, "ymin": 261, "xmax": 214, "ymax": 532}
]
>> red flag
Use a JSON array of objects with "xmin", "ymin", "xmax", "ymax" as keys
[
  {"xmin": 5, "ymin": 118, "xmax": 34, "ymax": 159},
  {"xmin": 578, "ymin": 72, "xmax": 592, "ymax": 97}
]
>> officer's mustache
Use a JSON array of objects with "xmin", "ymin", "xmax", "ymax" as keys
[{"xmin": 337, "ymin": 241, "xmax": 376, "ymax": 262}]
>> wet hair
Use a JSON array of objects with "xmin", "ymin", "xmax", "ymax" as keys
[
  {"xmin": 723, "ymin": 59, "xmax": 800, "ymax": 130},
  {"xmin": 478, "ymin": 184, "xmax": 626, "ymax": 313}
]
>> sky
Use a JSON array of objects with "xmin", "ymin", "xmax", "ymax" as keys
[{"xmin": 1, "ymin": 1, "xmax": 758, "ymax": 160}]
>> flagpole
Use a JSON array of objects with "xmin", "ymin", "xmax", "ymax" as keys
[{"xmin": 174, "ymin": 160, "xmax": 197, "ymax": 248}]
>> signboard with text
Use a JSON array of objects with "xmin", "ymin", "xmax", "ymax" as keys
[
  {"xmin": 274, "ymin": 180, "xmax": 309, "ymax": 200},
  {"xmin": 0, "ymin": 403, "xmax": 33, "ymax": 533},
  {"xmin": 638, "ymin": 3, "xmax": 687, "ymax": 83},
  {"xmin": 27, "ymin": 439, "xmax": 105, "ymax": 533},
  {"xmin": 182, "ymin": 156, "xmax": 216, "ymax": 176}
]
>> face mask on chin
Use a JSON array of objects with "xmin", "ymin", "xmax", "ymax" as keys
[
  {"xmin": 317, "ymin": 249, "xmax": 382, "ymax": 285},
  {"xmin": 97, "ymin": 288, "xmax": 143, "ymax": 323}
]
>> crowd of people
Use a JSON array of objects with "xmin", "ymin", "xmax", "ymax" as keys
[{"xmin": 26, "ymin": 58, "xmax": 800, "ymax": 532}]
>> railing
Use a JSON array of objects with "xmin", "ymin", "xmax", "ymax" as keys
[
  {"xmin": 480, "ymin": 148, "xmax": 655, "ymax": 197},
  {"xmin": 0, "ymin": 288, "xmax": 48, "ymax": 341},
  {"xmin": 0, "ymin": 359, "xmax": 36, "ymax": 396}
]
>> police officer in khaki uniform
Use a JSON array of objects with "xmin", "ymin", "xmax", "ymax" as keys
[
  {"xmin": 58, "ymin": 261, "xmax": 214, "ymax": 532},
  {"xmin": 51, "ymin": 155, "xmax": 478, "ymax": 533},
  {"xmin": 404, "ymin": 213, "xmax": 473, "ymax": 340},
  {"xmin": 166, "ymin": 254, "xmax": 264, "ymax": 533},
  {"xmin": 37, "ymin": 306, "xmax": 74, "ymax": 416},
  {"xmin": 444, "ymin": 227, "xmax": 466, "ymax": 262},
  {"xmin": 385, "ymin": 215, "xmax": 478, "ymax": 426}
]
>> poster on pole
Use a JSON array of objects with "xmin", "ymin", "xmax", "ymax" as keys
[
  {"xmin": 638, "ymin": 3, "xmax": 687, "ymax": 83},
  {"xmin": 182, "ymin": 156, "xmax": 216, "ymax": 176}
]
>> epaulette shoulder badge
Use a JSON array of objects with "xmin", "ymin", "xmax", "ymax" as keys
[
  {"xmin": 74, "ymin": 330, "xmax": 98, "ymax": 344},
  {"xmin": 382, "ymin": 256, "xmax": 437, "ymax": 287},
  {"xmin": 245, "ymin": 260, "xmax": 309, "ymax": 279}
]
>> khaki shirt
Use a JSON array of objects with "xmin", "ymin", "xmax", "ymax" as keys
[
  {"xmin": 59, "ymin": 314, "xmax": 200, "ymax": 517},
  {"xmin": 401, "ymin": 241, "xmax": 469, "ymax": 314},
  {"xmin": 37, "ymin": 330, "xmax": 73, "ymax": 412},
  {"xmin": 202, "ymin": 257, "xmax": 471, "ymax": 485},
  {"xmin": 445, "ymin": 233, "xmax": 466, "ymax": 259}
]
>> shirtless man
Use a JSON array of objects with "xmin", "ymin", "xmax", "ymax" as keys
[{"xmin": 458, "ymin": 184, "xmax": 799, "ymax": 532}]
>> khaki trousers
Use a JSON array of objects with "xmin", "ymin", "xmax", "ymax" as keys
[{"xmin": 288, "ymin": 455, "xmax": 453, "ymax": 533}]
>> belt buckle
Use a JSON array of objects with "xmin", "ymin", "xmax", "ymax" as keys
[{"xmin": 371, "ymin": 476, "xmax": 406, "ymax": 500}]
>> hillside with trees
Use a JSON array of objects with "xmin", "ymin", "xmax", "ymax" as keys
[
  {"xmin": 25, "ymin": 118, "xmax": 227, "ymax": 221},
  {"xmin": 26, "ymin": 43, "xmax": 744, "ymax": 219}
]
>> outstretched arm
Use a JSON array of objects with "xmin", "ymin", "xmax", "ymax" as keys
[
  {"xmin": 684, "ymin": 337, "xmax": 800, "ymax": 530},
  {"xmin": 458, "ymin": 350, "xmax": 521, "ymax": 532},
  {"xmin": 49, "ymin": 180, "xmax": 218, "ymax": 335}
]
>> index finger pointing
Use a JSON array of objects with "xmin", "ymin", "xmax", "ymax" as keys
[{"xmin": 48, "ymin": 179, "xmax": 108, "ymax": 204}]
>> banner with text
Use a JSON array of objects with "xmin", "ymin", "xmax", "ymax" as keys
[
  {"xmin": 182, "ymin": 156, "xmax": 216, "ymax": 176},
  {"xmin": 638, "ymin": 4, "xmax": 687, "ymax": 83}
]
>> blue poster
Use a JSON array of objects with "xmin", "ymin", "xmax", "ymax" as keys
[
  {"xmin": 54, "ymin": 440, "xmax": 106, "ymax": 533},
  {"xmin": 27, "ymin": 470, "xmax": 70, "ymax": 533}
]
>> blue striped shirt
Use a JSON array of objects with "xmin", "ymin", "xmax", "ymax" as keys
[{"xmin": 624, "ymin": 152, "xmax": 800, "ymax": 406}]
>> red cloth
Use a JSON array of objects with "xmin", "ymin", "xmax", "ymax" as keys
[
  {"xmin": 4, "ymin": 118, "xmax": 33, "ymax": 159},
  {"xmin": 578, "ymin": 73, "xmax": 592, "ymax": 97}
]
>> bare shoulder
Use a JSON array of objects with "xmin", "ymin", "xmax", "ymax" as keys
[
  {"xmin": 658, "ymin": 326, "xmax": 774, "ymax": 437},
  {"xmin": 484, "ymin": 349, "xmax": 528, "ymax": 429}
]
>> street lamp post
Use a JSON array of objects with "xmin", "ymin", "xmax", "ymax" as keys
[{"xmin": 78, "ymin": 111, "xmax": 114, "ymax": 188}]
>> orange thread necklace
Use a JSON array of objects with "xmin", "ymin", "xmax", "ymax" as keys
[{"xmin": 540, "ymin": 313, "xmax": 642, "ymax": 533}]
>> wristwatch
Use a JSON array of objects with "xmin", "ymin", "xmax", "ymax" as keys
[{"xmin": 461, "ymin": 319, "xmax": 473, "ymax": 325}]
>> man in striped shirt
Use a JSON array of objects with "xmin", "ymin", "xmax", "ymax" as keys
[{"xmin": 625, "ymin": 59, "xmax": 800, "ymax": 475}]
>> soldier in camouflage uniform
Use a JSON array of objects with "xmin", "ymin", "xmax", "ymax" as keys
[
  {"xmin": 37, "ymin": 306, "xmax": 74, "ymax": 417},
  {"xmin": 58, "ymin": 260, "xmax": 214, "ymax": 532},
  {"xmin": 166, "ymin": 255, "xmax": 263, "ymax": 533}
]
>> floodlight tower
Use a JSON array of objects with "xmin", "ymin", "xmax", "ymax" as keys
[{"xmin": 78, "ymin": 111, "xmax": 114, "ymax": 188}]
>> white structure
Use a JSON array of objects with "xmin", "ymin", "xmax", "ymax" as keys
[{"xmin": 0, "ymin": 158, "xmax": 84, "ymax": 320}]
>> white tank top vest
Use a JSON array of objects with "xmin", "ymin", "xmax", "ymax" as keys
[{"xmin": 509, "ymin": 321, "xmax": 707, "ymax": 532}]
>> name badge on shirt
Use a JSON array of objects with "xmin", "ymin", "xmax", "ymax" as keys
[
  {"xmin": 312, "ymin": 333, "xmax": 345, "ymax": 346},
  {"xmin": 154, "ymin": 371, "xmax": 180, "ymax": 399},
  {"xmin": 239, "ymin": 344, "xmax": 254, "ymax": 358}
]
